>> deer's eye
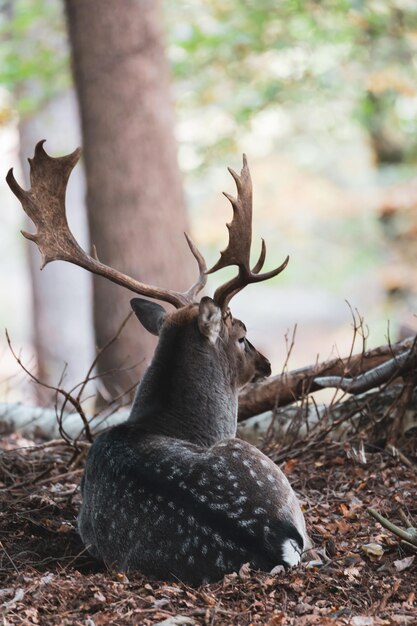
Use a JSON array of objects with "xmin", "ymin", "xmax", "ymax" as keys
[{"xmin": 238, "ymin": 337, "xmax": 246, "ymax": 347}]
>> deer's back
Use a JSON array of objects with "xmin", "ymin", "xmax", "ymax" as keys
[{"xmin": 78, "ymin": 423, "xmax": 307, "ymax": 584}]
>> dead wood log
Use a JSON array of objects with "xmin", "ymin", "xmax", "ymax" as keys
[
  {"xmin": 238, "ymin": 385, "xmax": 417, "ymax": 448},
  {"xmin": 237, "ymin": 335, "xmax": 415, "ymax": 421}
]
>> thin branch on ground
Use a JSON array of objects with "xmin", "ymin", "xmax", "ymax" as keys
[{"xmin": 368, "ymin": 508, "xmax": 417, "ymax": 549}]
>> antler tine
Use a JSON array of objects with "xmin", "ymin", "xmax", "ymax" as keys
[
  {"xmin": 7, "ymin": 141, "xmax": 207, "ymax": 309},
  {"xmin": 208, "ymin": 154, "xmax": 289, "ymax": 313},
  {"xmin": 183, "ymin": 232, "xmax": 207, "ymax": 301},
  {"xmin": 216, "ymin": 239, "xmax": 270, "ymax": 307},
  {"xmin": 214, "ymin": 250, "xmax": 289, "ymax": 312},
  {"xmin": 252, "ymin": 238, "xmax": 266, "ymax": 274}
]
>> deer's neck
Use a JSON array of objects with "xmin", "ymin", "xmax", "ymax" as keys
[{"xmin": 128, "ymin": 323, "xmax": 238, "ymax": 446}]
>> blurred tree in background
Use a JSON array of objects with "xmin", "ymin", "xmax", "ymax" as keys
[
  {"xmin": 64, "ymin": 0, "xmax": 194, "ymax": 401},
  {"xmin": 1, "ymin": 0, "xmax": 93, "ymax": 403},
  {"xmin": 1, "ymin": 0, "xmax": 194, "ymax": 402}
]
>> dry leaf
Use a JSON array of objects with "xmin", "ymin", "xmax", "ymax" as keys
[
  {"xmin": 154, "ymin": 617, "xmax": 196, "ymax": 626},
  {"xmin": 93, "ymin": 591, "xmax": 106, "ymax": 602},
  {"xmin": 57, "ymin": 522, "xmax": 73, "ymax": 533},
  {"xmin": 350, "ymin": 616, "xmax": 374, "ymax": 626},
  {"xmin": 344, "ymin": 566, "xmax": 361, "ymax": 581},
  {"xmin": 2, "ymin": 587, "xmax": 25, "ymax": 609},
  {"xmin": 340, "ymin": 503, "xmax": 350, "ymax": 517},
  {"xmin": 283, "ymin": 459, "xmax": 298, "ymax": 474},
  {"xmin": 239, "ymin": 562, "xmax": 251, "ymax": 580},
  {"xmin": 361, "ymin": 543, "xmax": 384, "ymax": 557},
  {"xmin": 393, "ymin": 555, "xmax": 415, "ymax": 572},
  {"xmin": 266, "ymin": 612, "xmax": 286, "ymax": 625},
  {"xmin": 199, "ymin": 590, "xmax": 216, "ymax": 606}
]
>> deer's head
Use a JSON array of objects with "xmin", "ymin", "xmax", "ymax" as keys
[{"xmin": 131, "ymin": 296, "xmax": 272, "ymax": 391}]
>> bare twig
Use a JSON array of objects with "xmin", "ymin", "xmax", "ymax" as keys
[
  {"xmin": 75, "ymin": 311, "xmax": 133, "ymax": 405},
  {"xmin": 6, "ymin": 330, "xmax": 93, "ymax": 445}
]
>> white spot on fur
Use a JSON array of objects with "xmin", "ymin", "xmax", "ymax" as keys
[
  {"xmin": 209, "ymin": 502, "xmax": 227, "ymax": 511},
  {"xmin": 254, "ymin": 507, "xmax": 266, "ymax": 515},
  {"xmin": 238, "ymin": 519, "xmax": 255, "ymax": 528},
  {"xmin": 216, "ymin": 553, "xmax": 225, "ymax": 568}
]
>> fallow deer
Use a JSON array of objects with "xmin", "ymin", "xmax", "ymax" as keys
[{"xmin": 7, "ymin": 142, "xmax": 311, "ymax": 584}]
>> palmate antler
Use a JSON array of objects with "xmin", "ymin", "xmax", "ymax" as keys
[
  {"xmin": 6, "ymin": 141, "xmax": 207, "ymax": 308},
  {"xmin": 208, "ymin": 154, "xmax": 289, "ymax": 313},
  {"xmin": 8, "ymin": 144, "xmax": 288, "ymax": 313}
]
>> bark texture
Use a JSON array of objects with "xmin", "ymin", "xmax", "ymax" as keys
[{"xmin": 64, "ymin": 0, "xmax": 194, "ymax": 398}]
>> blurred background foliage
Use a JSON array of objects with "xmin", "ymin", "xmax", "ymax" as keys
[
  {"xmin": 167, "ymin": 0, "xmax": 417, "ymax": 169},
  {"xmin": 1, "ymin": 0, "xmax": 417, "ymax": 404},
  {"xmin": 0, "ymin": 0, "xmax": 69, "ymax": 118},
  {"xmin": 2, "ymin": 0, "xmax": 417, "ymax": 168}
]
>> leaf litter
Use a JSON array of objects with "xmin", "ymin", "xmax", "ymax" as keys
[{"xmin": 0, "ymin": 432, "xmax": 416, "ymax": 625}]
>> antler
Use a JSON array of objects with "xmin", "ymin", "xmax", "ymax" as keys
[
  {"xmin": 6, "ymin": 141, "xmax": 206, "ymax": 308},
  {"xmin": 208, "ymin": 154, "xmax": 289, "ymax": 312}
]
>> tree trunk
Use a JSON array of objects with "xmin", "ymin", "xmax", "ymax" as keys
[{"xmin": 64, "ymin": 0, "xmax": 194, "ymax": 400}]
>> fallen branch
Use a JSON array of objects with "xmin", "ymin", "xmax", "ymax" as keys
[
  {"xmin": 368, "ymin": 508, "xmax": 417, "ymax": 548},
  {"xmin": 238, "ymin": 335, "xmax": 415, "ymax": 420},
  {"xmin": 315, "ymin": 337, "xmax": 417, "ymax": 394}
]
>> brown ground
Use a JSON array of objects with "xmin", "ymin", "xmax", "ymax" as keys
[{"xmin": 0, "ymin": 432, "xmax": 416, "ymax": 626}]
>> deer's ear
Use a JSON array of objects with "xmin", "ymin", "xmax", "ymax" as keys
[
  {"xmin": 130, "ymin": 298, "xmax": 166, "ymax": 336},
  {"xmin": 198, "ymin": 297, "xmax": 222, "ymax": 344}
]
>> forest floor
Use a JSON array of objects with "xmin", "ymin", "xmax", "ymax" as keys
[{"xmin": 0, "ymin": 430, "xmax": 416, "ymax": 626}]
